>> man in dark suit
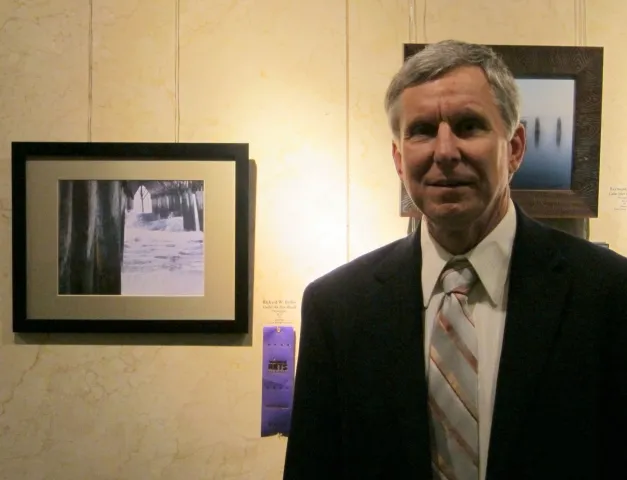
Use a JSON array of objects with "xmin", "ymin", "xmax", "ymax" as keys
[{"xmin": 283, "ymin": 40, "xmax": 627, "ymax": 479}]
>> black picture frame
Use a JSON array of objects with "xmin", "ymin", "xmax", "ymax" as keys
[
  {"xmin": 400, "ymin": 43, "xmax": 604, "ymax": 219},
  {"xmin": 12, "ymin": 141, "xmax": 251, "ymax": 334}
]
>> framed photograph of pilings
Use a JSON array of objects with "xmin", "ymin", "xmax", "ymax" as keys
[
  {"xmin": 401, "ymin": 43, "xmax": 604, "ymax": 219},
  {"xmin": 11, "ymin": 141, "xmax": 250, "ymax": 334}
]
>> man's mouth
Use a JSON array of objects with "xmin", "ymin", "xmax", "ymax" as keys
[{"xmin": 429, "ymin": 180, "xmax": 474, "ymax": 188}]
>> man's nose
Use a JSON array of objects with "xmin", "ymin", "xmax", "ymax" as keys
[{"xmin": 433, "ymin": 123, "xmax": 461, "ymax": 166}]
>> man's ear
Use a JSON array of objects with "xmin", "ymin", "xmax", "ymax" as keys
[
  {"xmin": 392, "ymin": 140, "xmax": 403, "ymax": 179},
  {"xmin": 508, "ymin": 123, "xmax": 526, "ymax": 176}
]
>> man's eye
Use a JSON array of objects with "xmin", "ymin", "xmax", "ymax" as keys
[
  {"xmin": 455, "ymin": 119, "xmax": 483, "ymax": 136},
  {"xmin": 408, "ymin": 124, "xmax": 437, "ymax": 137}
]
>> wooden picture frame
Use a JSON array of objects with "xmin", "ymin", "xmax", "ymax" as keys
[
  {"xmin": 400, "ymin": 43, "xmax": 604, "ymax": 219},
  {"xmin": 12, "ymin": 141, "xmax": 251, "ymax": 334}
]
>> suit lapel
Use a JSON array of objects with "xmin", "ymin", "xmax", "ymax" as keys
[
  {"xmin": 486, "ymin": 208, "xmax": 572, "ymax": 478},
  {"xmin": 372, "ymin": 228, "xmax": 424, "ymax": 354},
  {"xmin": 372, "ymin": 228, "xmax": 433, "ymax": 476}
]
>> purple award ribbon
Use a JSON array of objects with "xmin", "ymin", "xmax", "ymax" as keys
[{"xmin": 261, "ymin": 325, "xmax": 295, "ymax": 437}]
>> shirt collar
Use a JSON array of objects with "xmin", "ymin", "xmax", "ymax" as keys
[{"xmin": 420, "ymin": 199, "xmax": 517, "ymax": 307}]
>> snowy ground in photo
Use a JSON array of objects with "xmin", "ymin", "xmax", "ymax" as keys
[{"xmin": 121, "ymin": 211, "xmax": 204, "ymax": 296}]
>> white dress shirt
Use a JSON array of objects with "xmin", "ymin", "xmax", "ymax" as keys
[{"xmin": 421, "ymin": 199, "xmax": 517, "ymax": 480}]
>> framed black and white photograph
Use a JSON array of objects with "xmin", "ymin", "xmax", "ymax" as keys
[
  {"xmin": 401, "ymin": 43, "xmax": 604, "ymax": 219},
  {"xmin": 12, "ymin": 141, "xmax": 250, "ymax": 334}
]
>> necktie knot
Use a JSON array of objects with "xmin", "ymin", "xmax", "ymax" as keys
[{"xmin": 440, "ymin": 258, "xmax": 477, "ymax": 295}]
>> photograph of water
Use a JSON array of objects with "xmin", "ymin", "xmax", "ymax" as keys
[
  {"xmin": 511, "ymin": 78, "xmax": 576, "ymax": 190},
  {"xmin": 58, "ymin": 179, "xmax": 204, "ymax": 296}
]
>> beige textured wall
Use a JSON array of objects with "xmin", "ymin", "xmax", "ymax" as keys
[{"xmin": 0, "ymin": 1, "xmax": 624, "ymax": 478}]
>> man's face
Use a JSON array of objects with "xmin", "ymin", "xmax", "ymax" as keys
[{"xmin": 392, "ymin": 66, "xmax": 525, "ymax": 231}]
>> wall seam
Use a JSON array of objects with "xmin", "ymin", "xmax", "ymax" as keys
[
  {"xmin": 87, "ymin": 0, "xmax": 93, "ymax": 142},
  {"xmin": 175, "ymin": 0, "xmax": 181, "ymax": 142},
  {"xmin": 345, "ymin": 0, "xmax": 350, "ymax": 262}
]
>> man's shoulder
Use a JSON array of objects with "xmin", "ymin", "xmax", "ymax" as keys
[
  {"xmin": 305, "ymin": 235, "xmax": 411, "ymax": 296},
  {"xmin": 544, "ymin": 224, "xmax": 627, "ymax": 280}
]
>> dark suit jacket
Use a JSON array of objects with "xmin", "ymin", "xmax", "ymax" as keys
[{"xmin": 283, "ymin": 205, "xmax": 627, "ymax": 480}]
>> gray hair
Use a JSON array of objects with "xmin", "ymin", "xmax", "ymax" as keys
[{"xmin": 384, "ymin": 40, "xmax": 521, "ymax": 139}]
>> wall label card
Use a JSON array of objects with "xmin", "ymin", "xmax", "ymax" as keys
[
  {"xmin": 261, "ymin": 298, "xmax": 298, "ymax": 323},
  {"xmin": 261, "ymin": 325, "xmax": 296, "ymax": 437},
  {"xmin": 609, "ymin": 186, "xmax": 627, "ymax": 211}
]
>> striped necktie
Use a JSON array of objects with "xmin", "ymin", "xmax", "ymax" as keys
[{"xmin": 428, "ymin": 258, "xmax": 479, "ymax": 480}]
